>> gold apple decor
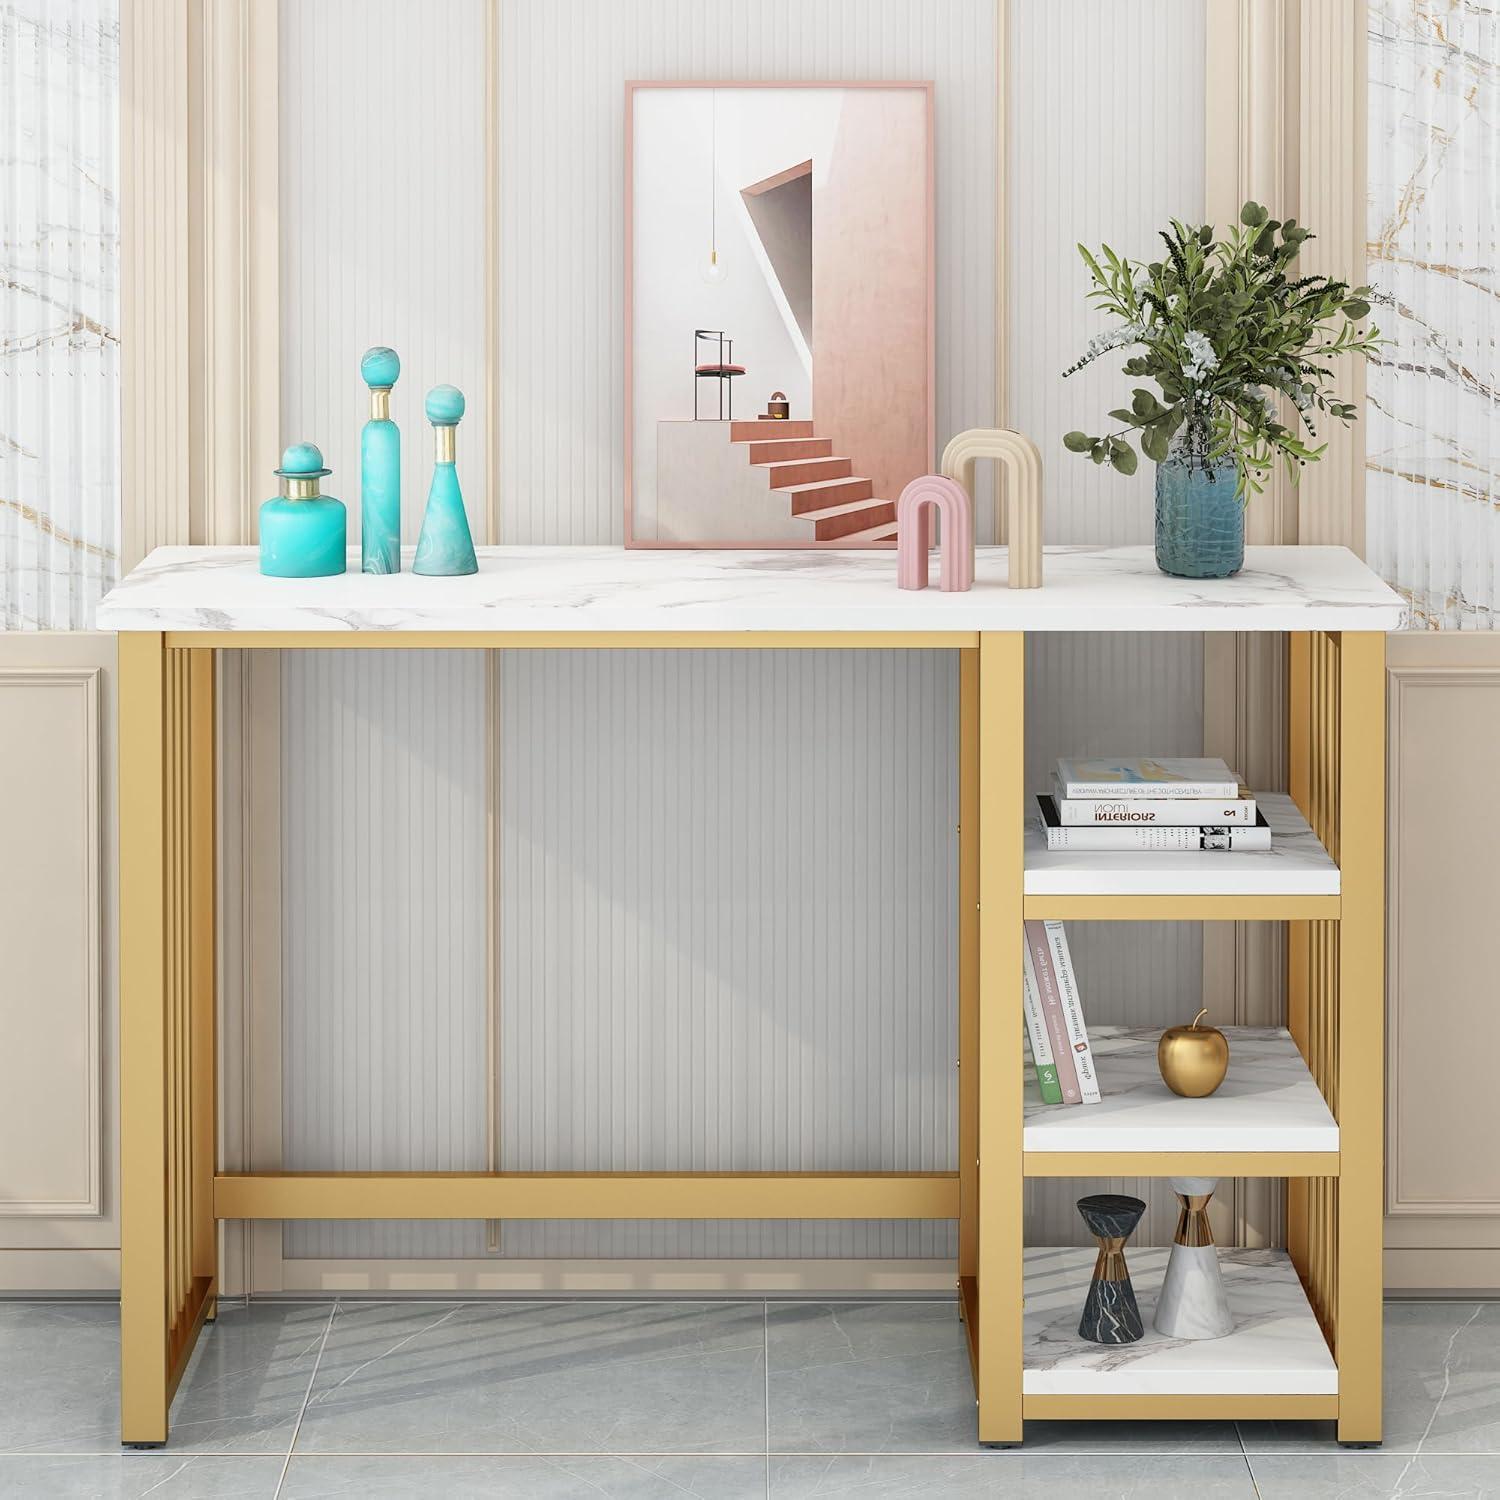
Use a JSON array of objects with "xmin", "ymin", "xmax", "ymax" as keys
[{"xmin": 1157, "ymin": 1008, "xmax": 1230, "ymax": 1097}]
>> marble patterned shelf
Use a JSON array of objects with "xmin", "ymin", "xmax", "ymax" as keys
[
  {"xmin": 95, "ymin": 544, "xmax": 1408, "ymax": 635},
  {"xmin": 1024, "ymin": 792, "xmax": 1339, "ymax": 896},
  {"xmin": 1023, "ymin": 1025, "xmax": 1337, "ymax": 1155},
  {"xmin": 1023, "ymin": 1246, "xmax": 1338, "ymax": 1395}
]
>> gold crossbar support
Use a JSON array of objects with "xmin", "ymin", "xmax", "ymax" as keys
[{"xmin": 214, "ymin": 1172, "xmax": 959, "ymax": 1221}]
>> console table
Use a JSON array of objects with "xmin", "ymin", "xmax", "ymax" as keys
[{"xmin": 97, "ymin": 543, "xmax": 1406, "ymax": 1447}]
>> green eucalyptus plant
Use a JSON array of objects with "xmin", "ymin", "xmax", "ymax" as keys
[{"xmin": 1061, "ymin": 201, "xmax": 1382, "ymax": 498}]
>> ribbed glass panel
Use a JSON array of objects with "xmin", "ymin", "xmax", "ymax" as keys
[
  {"xmin": 1368, "ymin": 0, "xmax": 1499, "ymax": 628},
  {"xmin": 0, "ymin": 1, "xmax": 119, "ymax": 628}
]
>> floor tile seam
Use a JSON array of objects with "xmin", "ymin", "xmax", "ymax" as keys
[{"xmin": 273, "ymin": 1302, "xmax": 338, "ymax": 1499}]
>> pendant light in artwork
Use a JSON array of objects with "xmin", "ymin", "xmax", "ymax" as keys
[{"xmin": 700, "ymin": 89, "xmax": 729, "ymax": 285}]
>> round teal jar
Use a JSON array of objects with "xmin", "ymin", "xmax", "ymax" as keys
[
  {"xmin": 260, "ymin": 442, "xmax": 347, "ymax": 578},
  {"xmin": 1153, "ymin": 436, "xmax": 1243, "ymax": 579}
]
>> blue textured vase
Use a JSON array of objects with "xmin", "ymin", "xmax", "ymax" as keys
[
  {"xmin": 360, "ymin": 346, "xmax": 401, "ymax": 574},
  {"xmin": 1154, "ymin": 446, "xmax": 1244, "ymax": 579},
  {"xmin": 413, "ymin": 384, "xmax": 478, "ymax": 577},
  {"xmin": 259, "ymin": 442, "xmax": 347, "ymax": 578}
]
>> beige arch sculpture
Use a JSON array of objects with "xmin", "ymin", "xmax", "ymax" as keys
[{"xmin": 939, "ymin": 428, "xmax": 1044, "ymax": 588}]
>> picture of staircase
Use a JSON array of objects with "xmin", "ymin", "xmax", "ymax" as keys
[{"xmin": 729, "ymin": 420, "xmax": 898, "ymax": 543}]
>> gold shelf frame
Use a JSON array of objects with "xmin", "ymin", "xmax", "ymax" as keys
[{"xmin": 118, "ymin": 627, "xmax": 1384, "ymax": 1447}]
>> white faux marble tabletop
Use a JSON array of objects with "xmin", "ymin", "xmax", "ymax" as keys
[{"xmin": 96, "ymin": 544, "xmax": 1407, "ymax": 634}]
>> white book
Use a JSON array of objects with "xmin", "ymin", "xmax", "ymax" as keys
[
  {"xmin": 1045, "ymin": 921, "xmax": 1101, "ymax": 1104},
  {"xmin": 1036, "ymin": 796, "xmax": 1272, "ymax": 851},
  {"xmin": 1056, "ymin": 756, "xmax": 1241, "ymax": 800},
  {"xmin": 1050, "ymin": 774, "xmax": 1255, "ymax": 826}
]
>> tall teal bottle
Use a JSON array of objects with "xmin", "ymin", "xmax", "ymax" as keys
[
  {"xmin": 413, "ymin": 384, "xmax": 478, "ymax": 576},
  {"xmin": 259, "ymin": 442, "xmax": 347, "ymax": 578},
  {"xmin": 360, "ymin": 345, "xmax": 402, "ymax": 573}
]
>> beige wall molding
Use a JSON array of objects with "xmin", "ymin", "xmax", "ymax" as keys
[
  {"xmin": 0, "ymin": 635, "xmax": 120, "ymax": 1290},
  {"xmin": 0, "ymin": 667, "xmax": 103, "ymax": 1218},
  {"xmin": 1386, "ymin": 636, "xmax": 1500, "ymax": 1228}
]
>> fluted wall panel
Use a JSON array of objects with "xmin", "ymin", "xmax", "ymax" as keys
[
  {"xmin": 1009, "ymin": 0, "xmax": 1206, "ymax": 546},
  {"xmin": 498, "ymin": 0, "xmax": 999, "ymax": 542},
  {"xmin": 496, "ymin": 649, "xmax": 957, "ymax": 1258},
  {"xmin": 281, "ymin": 650, "xmax": 490, "ymax": 1260},
  {"xmin": 275, "ymin": 0, "xmax": 1209, "ymax": 1266},
  {"xmin": 279, "ymin": 0, "xmax": 489, "ymax": 545}
]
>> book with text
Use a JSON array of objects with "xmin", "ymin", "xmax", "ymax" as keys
[
  {"xmin": 1021, "ymin": 943, "xmax": 1064, "ymax": 1105},
  {"xmin": 1036, "ymin": 795, "xmax": 1272, "ymax": 851},
  {"xmin": 1049, "ymin": 774, "xmax": 1256, "ymax": 826},
  {"xmin": 1056, "ymin": 756, "xmax": 1241, "ymax": 801},
  {"xmin": 1023, "ymin": 921, "xmax": 1080, "ymax": 1104},
  {"xmin": 1042, "ymin": 920, "xmax": 1101, "ymax": 1104}
]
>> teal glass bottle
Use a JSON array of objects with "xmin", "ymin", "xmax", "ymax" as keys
[
  {"xmin": 360, "ymin": 346, "xmax": 402, "ymax": 574},
  {"xmin": 413, "ymin": 384, "xmax": 478, "ymax": 576},
  {"xmin": 1153, "ymin": 426, "xmax": 1244, "ymax": 579},
  {"xmin": 259, "ymin": 442, "xmax": 347, "ymax": 578}
]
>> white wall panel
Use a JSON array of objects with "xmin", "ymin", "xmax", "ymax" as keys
[
  {"xmin": 1010, "ymin": 0, "xmax": 1206, "ymax": 547},
  {"xmin": 496, "ymin": 649, "xmax": 957, "ymax": 1258},
  {"xmin": 280, "ymin": 0, "xmax": 488, "ymax": 545},
  {"xmin": 281, "ymin": 650, "xmax": 489, "ymax": 1259},
  {"xmin": 275, "ymin": 0, "xmax": 1208, "ymax": 1267},
  {"xmin": 499, "ymin": 0, "xmax": 999, "ymax": 542}
]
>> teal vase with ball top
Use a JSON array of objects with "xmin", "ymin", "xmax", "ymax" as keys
[
  {"xmin": 360, "ymin": 345, "xmax": 402, "ymax": 574},
  {"xmin": 413, "ymin": 384, "xmax": 478, "ymax": 576},
  {"xmin": 259, "ymin": 442, "xmax": 347, "ymax": 577}
]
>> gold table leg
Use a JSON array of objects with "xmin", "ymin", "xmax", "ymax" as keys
[
  {"xmin": 120, "ymin": 636, "xmax": 217, "ymax": 1445},
  {"xmin": 1335, "ymin": 630, "xmax": 1385, "ymax": 1446},
  {"xmin": 975, "ymin": 631, "xmax": 1024, "ymax": 1444}
]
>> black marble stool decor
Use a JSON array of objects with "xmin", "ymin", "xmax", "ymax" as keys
[{"xmin": 1076, "ymin": 1193, "xmax": 1148, "ymax": 1344}]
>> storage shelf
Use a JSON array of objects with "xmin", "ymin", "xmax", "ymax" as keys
[
  {"xmin": 1023, "ymin": 1026, "xmax": 1337, "ymax": 1172},
  {"xmin": 1022, "ymin": 1247, "xmax": 1337, "ymax": 1398},
  {"xmin": 1024, "ymin": 792, "xmax": 1338, "ymax": 902}
]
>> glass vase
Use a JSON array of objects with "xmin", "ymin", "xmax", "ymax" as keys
[{"xmin": 1154, "ymin": 446, "xmax": 1244, "ymax": 579}]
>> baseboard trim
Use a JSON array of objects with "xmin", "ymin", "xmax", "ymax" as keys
[
  {"xmin": 1386, "ymin": 1247, "xmax": 1500, "ymax": 1294},
  {"xmin": 0, "ymin": 1248, "xmax": 120, "ymax": 1292}
]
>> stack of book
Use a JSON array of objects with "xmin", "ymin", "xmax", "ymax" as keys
[
  {"xmin": 1022, "ymin": 918, "xmax": 1098, "ymax": 1106},
  {"xmin": 1034, "ymin": 755, "xmax": 1271, "ymax": 851}
]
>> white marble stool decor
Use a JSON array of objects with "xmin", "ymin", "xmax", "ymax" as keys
[{"xmin": 1153, "ymin": 1176, "xmax": 1235, "ymax": 1340}]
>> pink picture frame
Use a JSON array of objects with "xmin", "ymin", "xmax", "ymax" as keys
[{"xmin": 624, "ymin": 80, "xmax": 936, "ymax": 549}]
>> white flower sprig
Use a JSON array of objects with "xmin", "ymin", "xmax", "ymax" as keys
[{"xmin": 1060, "ymin": 201, "xmax": 1384, "ymax": 497}]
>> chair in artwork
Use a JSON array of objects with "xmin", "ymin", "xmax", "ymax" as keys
[
  {"xmin": 940, "ymin": 427, "xmax": 1044, "ymax": 588},
  {"xmin": 693, "ymin": 329, "xmax": 746, "ymax": 420},
  {"xmin": 896, "ymin": 474, "xmax": 974, "ymax": 592}
]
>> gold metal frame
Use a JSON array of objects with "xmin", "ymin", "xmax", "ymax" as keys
[{"xmin": 119, "ymin": 627, "xmax": 1384, "ymax": 1447}]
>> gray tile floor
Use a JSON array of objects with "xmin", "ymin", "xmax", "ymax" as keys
[{"xmin": 0, "ymin": 1297, "xmax": 1496, "ymax": 1497}]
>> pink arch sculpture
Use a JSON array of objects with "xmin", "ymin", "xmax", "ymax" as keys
[{"xmin": 896, "ymin": 474, "xmax": 974, "ymax": 592}]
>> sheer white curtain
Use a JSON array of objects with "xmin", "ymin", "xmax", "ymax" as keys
[
  {"xmin": 0, "ymin": 1, "xmax": 119, "ymax": 630},
  {"xmin": 1368, "ymin": 0, "xmax": 1499, "ymax": 629}
]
